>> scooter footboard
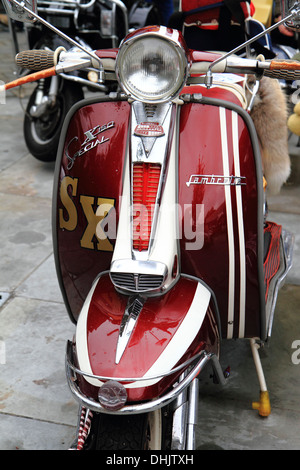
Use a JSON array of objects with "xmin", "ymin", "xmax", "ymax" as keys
[
  {"xmin": 66, "ymin": 274, "xmax": 222, "ymax": 412},
  {"xmin": 264, "ymin": 223, "xmax": 294, "ymax": 337}
]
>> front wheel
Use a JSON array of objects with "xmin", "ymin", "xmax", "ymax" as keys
[
  {"xmin": 94, "ymin": 409, "xmax": 163, "ymax": 450},
  {"xmin": 24, "ymin": 78, "xmax": 83, "ymax": 162}
]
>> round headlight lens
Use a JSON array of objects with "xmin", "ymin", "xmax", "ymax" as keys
[{"xmin": 116, "ymin": 32, "xmax": 189, "ymax": 103}]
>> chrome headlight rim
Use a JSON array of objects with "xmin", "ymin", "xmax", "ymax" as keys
[{"xmin": 115, "ymin": 27, "xmax": 190, "ymax": 104}]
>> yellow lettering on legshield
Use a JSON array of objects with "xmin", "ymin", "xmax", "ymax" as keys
[
  {"xmin": 59, "ymin": 176, "xmax": 78, "ymax": 231},
  {"xmin": 58, "ymin": 176, "xmax": 115, "ymax": 252}
]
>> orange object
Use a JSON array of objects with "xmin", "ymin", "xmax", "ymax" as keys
[
  {"xmin": 4, "ymin": 66, "xmax": 56, "ymax": 90},
  {"xmin": 252, "ymin": 391, "xmax": 271, "ymax": 417},
  {"xmin": 269, "ymin": 59, "xmax": 300, "ymax": 71}
]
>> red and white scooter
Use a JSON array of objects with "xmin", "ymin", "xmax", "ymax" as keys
[{"xmin": 2, "ymin": 0, "xmax": 296, "ymax": 450}]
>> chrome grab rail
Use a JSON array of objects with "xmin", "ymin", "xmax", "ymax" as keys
[{"xmin": 65, "ymin": 341, "xmax": 225, "ymax": 415}]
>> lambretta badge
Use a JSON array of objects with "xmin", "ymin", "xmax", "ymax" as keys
[
  {"xmin": 134, "ymin": 122, "xmax": 164, "ymax": 137},
  {"xmin": 186, "ymin": 174, "xmax": 246, "ymax": 187},
  {"xmin": 66, "ymin": 121, "xmax": 115, "ymax": 169}
]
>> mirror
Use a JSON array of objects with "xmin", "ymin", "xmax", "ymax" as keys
[
  {"xmin": 281, "ymin": 0, "xmax": 300, "ymax": 29},
  {"xmin": 2, "ymin": 0, "xmax": 37, "ymax": 23}
]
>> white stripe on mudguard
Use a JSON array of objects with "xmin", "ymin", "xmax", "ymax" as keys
[
  {"xmin": 76, "ymin": 280, "xmax": 211, "ymax": 389},
  {"xmin": 126, "ymin": 281, "xmax": 211, "ymax": 388},
  {"xmin": 219, "ymin": 107, "xmax": 235, "ymax": 338},
  {"xmin": 231, "ymin": 111, "xmax": 246, "ymax": 337},
  {"xmin": 75, "ymin": 280, "xmax": 103, "ymax": 388}
]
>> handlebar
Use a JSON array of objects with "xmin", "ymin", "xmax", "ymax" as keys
[
  {"xmin": 16, "ymin": 49, "xmax": 56, "ymax": 71},
  {"xmin": 15, "ymin": 47, "xmax": 99, "ymax": 71},
  {"xmin": 7, "ymin": 48, "xmax": 300, "ymax": 92},
  {"xmin": 190, "ymin": 55, "xmax": 300, "ymax": 81},
  {"xmin": 263, "ymin": 59, "xmax": 300, "ymax": 80},
  {"xmin": 5, "ymin": 47, "xmax": 98, "ymax": 91}
]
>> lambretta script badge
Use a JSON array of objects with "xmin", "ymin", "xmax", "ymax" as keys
[
  {"xmin": 134, "ymin": 122, "xmax": 164, "ymax": 137},
  {"xmin": 186, "ymin": 174, "xmax": 246, "ymax": 187},
  {"xmin": 66, "ymin": 121, "xmax": 115, "ymax": 170}
]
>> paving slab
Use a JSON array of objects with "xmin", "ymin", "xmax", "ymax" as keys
[
  {"xmin": 0, "ymin": 414, "xmax": 76, "ymax": 451},
  {"xmin": 0, "ymin": 192, "xmax": 52, "ymax": 292},
  {"xmin": 0, "ymin": 296, "xmax": 76, "ymax": 424}
]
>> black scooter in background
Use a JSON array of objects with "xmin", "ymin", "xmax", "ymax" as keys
[{"xmin": 9, "ymin": 0, "xmax": 161, "ymax": 162}]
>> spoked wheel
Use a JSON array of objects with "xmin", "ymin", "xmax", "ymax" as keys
[
  {"xmin": 94, "ymin": 409, "xmax": 163, "ymax": 450},
  {"xmin": 24, "ymin": 77, "xmax": 83, "ymax": 162}
]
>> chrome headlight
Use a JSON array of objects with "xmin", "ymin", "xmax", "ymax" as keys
[{"xmin": 115, "ymin": 26, "xmax": 190, "ymax": 103}]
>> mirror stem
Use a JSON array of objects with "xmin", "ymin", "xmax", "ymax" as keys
[{"xmin": 205, "ymin": 8, "xmax": 300, "ymax": 87}]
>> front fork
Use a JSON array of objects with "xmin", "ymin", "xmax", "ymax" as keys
[
  {"xmin": 171, "ymin": 376, "xmax": 199, "ymax": 450},
  {"xmin": 29, "ymin": 75, "xmax": 59, "ymax": 118},
  {"xmin": 171, "ymin": 355, "xmax": 226, "ymax": 450}
]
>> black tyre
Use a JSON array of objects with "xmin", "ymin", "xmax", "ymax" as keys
[
  {"xmin": 24, "ymin": 78, "xmax": 83, "ymax": 162},
  {"xmin": 94, "ymin": 410, "xmax": 163, "ymax": 450}
]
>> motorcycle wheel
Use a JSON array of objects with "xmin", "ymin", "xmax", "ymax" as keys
[
  {"xmin": 94, "ymin": 409, "xmax": 163, "ymax": 450},
  {"xmin": 24, "ymin": 78, "xmax": 83, "ymax": 162}
]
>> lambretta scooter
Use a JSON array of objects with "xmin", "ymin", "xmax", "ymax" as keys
[{"xmin": 2, "ymin": 0, "xmax": 297, "ymax": 450}]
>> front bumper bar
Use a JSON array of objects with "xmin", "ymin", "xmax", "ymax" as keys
[{"xmin": 65, "ymin": 340, "xmax": 226, "ymax": 415}]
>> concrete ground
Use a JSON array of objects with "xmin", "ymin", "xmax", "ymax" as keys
[{"xmin": 0, "ymin": 25, "xmax": 299, "ymax": 451}]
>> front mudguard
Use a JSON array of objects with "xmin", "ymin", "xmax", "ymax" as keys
[{"xmin": 66, "ymin": 273, "xmax": 223, "ymax": 413}]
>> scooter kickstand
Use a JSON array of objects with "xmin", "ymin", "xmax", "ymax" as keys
[{"xmin": 250, "ymin": 338, "xmax": 271, "ymax": 417}]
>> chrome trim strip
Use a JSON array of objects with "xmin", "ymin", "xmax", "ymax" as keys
[
  {"xmin": 115, "ymin": 296, "xmax": 145, "ymax": 364},
  {"xmin": 110, "ymin": 259, "xmax": 167, "ymax": 277},
  {"xmin": 66, "ymin": 345, "xmax": 222, "ymax": 415}
]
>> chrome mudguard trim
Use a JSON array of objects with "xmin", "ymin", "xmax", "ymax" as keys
[{"xmin": 65, "ymin": 341, "xmax": 225, "ymax": 415}]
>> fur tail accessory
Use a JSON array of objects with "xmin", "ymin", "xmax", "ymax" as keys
[{"xmin": 250, "ymin": 76, "xmax": 291, "ymax": 195}]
